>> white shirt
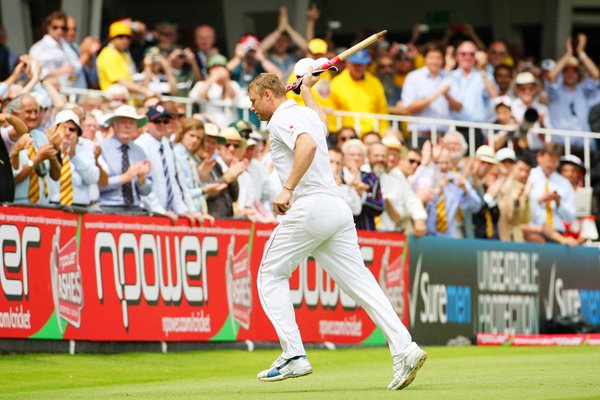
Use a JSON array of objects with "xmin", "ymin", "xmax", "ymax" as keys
[
  {"xmin": 527, "ymin": 166, "xmax": 575, "ymax": 232},
  {"xmin": 380, "ymin": 168, "xmax": 427, "ymax": 232},
  {"xmin": 48, "ymin": 140, "xmax": 99, "ymax": 205},
  {"xmin": 135, "ymin": 132, "xmax": 188, "ymax": 215},
  {"xmin": 189, "ymin": 80, "xmax": 243, "ymax": 128},
  {"xmin": 29, "ymin": 34, "xmax": 82, "ymax": 88},
  {"xmin": 267, "ymin": 100, "xmax": 340, "ymax": 200}
]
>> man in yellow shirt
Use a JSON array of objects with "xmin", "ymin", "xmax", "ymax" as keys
[
  {"xmin": 330, "ymin": 49, "xmax": 389, "ymax": 136},
  {"xmin": 96, "ymin": 20, "xmax": 154, "ymax": 97}
]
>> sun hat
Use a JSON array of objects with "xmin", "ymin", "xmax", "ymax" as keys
[
  {"xmin": 204, "ymin": 122, "xmax": 226, "ymax": 144},
  {"xmin": 105, "ymin": 105, "xmax": 148, "ymax": 127},
  {"xmin": 109, "ymin": 20, "xmax": 132, "ymax": 39},
  {"xmin": 54, "ymin": 110, "xmax": 82, "ymax": 136},
  {"xmin": 495, "ymin": 147, "xmax": 517, "ymax": 163},
  {"xmin": 475, "ymin": 145, "xmax": 499, "ymax": 164}
]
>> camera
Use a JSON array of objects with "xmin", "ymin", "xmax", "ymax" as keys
[
  {"xmin": 516, "ymin": 108, "xmax": 539, "ymax": 137},
  {"xmin": 418, "ymin": 24, "xmax": 430, "ymax": 34}
]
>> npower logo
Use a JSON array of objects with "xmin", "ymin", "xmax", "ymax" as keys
[
  {"xmin": 50, "ymin": 227, "xmax": 84, "ymax": 332},
  {"xmin": 409, "ymin": 254, "xmax": 472, "ymax": 327}
]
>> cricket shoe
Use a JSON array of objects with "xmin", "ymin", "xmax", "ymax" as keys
[
  {"xmin": 387, "ymin": 342, "xmax": 427, "ymax": 390},
  {"xmin": 257, "ymin": 355, "xmax": 313, "ymax": 382}
]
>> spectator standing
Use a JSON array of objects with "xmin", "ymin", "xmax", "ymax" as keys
[
  {"xmin": 169, "ymin": 47, "xmax": 202, "ymax": 97},
  {"xmin": 29, "ymin": 11, "xmax": 82, "ymax": 89},
  {"xmin": 330, "ymin": 49, "xmax": 389, "ymax": 135},
  {"xmin": 0, "ymin": 111, "xmax": 28, "ymax": 202},
  {"xmin": 353, "ymin": 142, "xmax": 385, "ymax": 230},
  {"xmin": 528, "ymin": 143, "xmax": 575, "ymax": 236},
  {"xmin": 493, "ymin": 64, "xmax": 514, "ymax": 97},
  {"xmin": 194, "ymin": 24, "xmax": 218, "ymax": 79},
  {"xmin": 65, "ymin": 16, "xmax": 101, "ymax": 89},
  {"xmin": 470, "ymin": 145, "xmax": 502, "ymax": 239},
  {"xmin": 98, "ymin": 105, "xmax": 152, "ymax": 212},
  {"xmin": 96, "ymin": 21, "xmax": 155, "ymax": 97},
  {"xmin": 261, "ymin": 6, "xmax": 307, "ymax": 78},
  {"xmin": 189, "ymin": 54, "xmax": 242, "ymax": 128},
  {"xmin": 377, "ymin": 53, "xmax": 401, "ymax": 107},
  {"xmin": 401, "ymin": 42, "xmax": 460, "ymax": 142},
  {"xmin": 497, "ymin": 155, "xmax": 533, "ymax": 241},
  {"xmin": 449, "ymin": 41, "xmax": 497, "ymax": 145},
  {"xmin": 545, "ymin": 34, "xmax": 600, "ymax": 150}
]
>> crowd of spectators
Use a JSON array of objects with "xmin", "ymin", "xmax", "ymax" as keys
[{"xmin": 0, "ymin": 6, "xmax": 598, "ymax": 245}]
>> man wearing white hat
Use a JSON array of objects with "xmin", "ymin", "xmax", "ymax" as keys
[
  {"xmin": 471, "ymin": 145, "xmax": 502, "ymax": 239},
  {"xmin": 48, "ymin": 110, "xmax": 99, "ymax": 206},
  {"xmin": 98, "ymin": 105, "xmax": 153, "ymax": 212}
]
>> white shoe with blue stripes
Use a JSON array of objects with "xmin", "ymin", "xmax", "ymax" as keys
[
  {"xmin": 257, "ymin": 355, "xmax": 313, "ymax": 382},
  {"xmin": 387, "ymin": 342, "xmax": 427, "ymax": 390}
]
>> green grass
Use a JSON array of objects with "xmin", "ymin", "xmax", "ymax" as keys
[{"xmin": 1, "ymin": 346, "xmax": 599, "ymax": 399}]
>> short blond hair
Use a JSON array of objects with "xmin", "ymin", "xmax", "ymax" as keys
[{"xmin": 249, "ymin": 73, "xmax": 286, "ymax": 98}]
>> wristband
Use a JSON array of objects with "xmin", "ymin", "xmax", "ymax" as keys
[{"xmin": 283, "ymin": 184, "xmax": 294, "ymax": 192}]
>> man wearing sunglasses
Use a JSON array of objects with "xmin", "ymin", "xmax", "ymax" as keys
[{"xmin": 29, "ymin": 10, "xmax": 82, "ymax": 88}]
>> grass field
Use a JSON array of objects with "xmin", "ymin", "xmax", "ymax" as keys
[{"xmin": 1, "ymin": 346, "xmax": 599, "ymax": 400}]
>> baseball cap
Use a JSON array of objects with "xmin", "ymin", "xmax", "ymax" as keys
[
  {"xmin": 54, "ymin": 110, "xmax": 82, "ymax": 136},
  {"xmin": 293, "ymin": 57, "xmax": 338, "ymax": 77},
  {"xmin": 249, "ymin": 131, "xmax": 265, "ymax": 142},
  {"xmin": 204, "ymin": 122, "xmax": 226, "ymax": 144},
  {"xmin": 541, "ymin": 58, "xmax": 556, "ymax": 72},
  {"xmin": 560, "ymin": 154, "xmax": 585, "ymax": 172},
  {"xmin": 230, "ymin": 120, "xmax": 254, "ymax": 136},
  {"xmin": 347, "ymin": 49, "xmax": 371, "ymax": 65},
  {"xmin": 246, "ymin": 138, "xmax": 258, "ymax": 147},
  {"xmin": 239, "ymin": 34, "xmax": 260, "ymax": 51},
  {"xmin": 308, "ymin": 38, "xmax": 328, "ymax": 55},
  {"xmin": 208, "ymin": 54, "xmax": 227, "ymax": 68},
  {"xmin": 105, "ymin": 105, "xmax": 148, "ymax": 127},
  {"xmin": 495, "ymin": 147, "xmax": 517, "ymax": 163},
  {"xmin": 475, "ymin": 145, "xmax": 499, "ymax": 164},
  {"xmin": 146, "ymin": 105, "xmax": 172, "ymax": 122},
  {"xmin": 515, "ymin": 71, "xmax": 536, "ymax": 85},
  {"xmin": 109, "ymin": 20, "xmax": 132, "ymax": 39},
  {"xmin": 494, "ymin": 95, "xmax": 513, "ymax": 109}
]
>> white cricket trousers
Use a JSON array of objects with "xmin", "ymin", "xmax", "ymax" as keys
[{"xmin": 258, "ymin": 193, "xmax": 412, "ymax": 359}]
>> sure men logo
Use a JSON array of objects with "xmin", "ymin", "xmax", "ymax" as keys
[{"xmin": 409, "ymin": 254, "xmax": 472, "ymax": 327}]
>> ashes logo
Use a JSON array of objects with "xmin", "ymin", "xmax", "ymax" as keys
[
  {"xmin": 225, "ymin": 237, "xmax": 252, "ymax": 330},
  {"xmin": 50, "ymin": 227, "xmax": 84, "ymax": 332}
]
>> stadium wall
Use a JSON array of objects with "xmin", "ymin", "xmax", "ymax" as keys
[{"xmin": 0, "ymin": 205, "xmax": 598, "ymax": 351}]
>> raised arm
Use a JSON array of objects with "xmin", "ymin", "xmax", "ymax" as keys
[
  {"xmin": 576, "ymin": 34, "xmax": 599, "ymax": 80},
  {"xmin": 300, "ymin": 67, "xmax": 327, "ymax": 126}
]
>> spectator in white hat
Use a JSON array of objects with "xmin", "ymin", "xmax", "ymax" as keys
[
  {"xmin": 511, "ymin": 71, "xmax": 551, "ymax": 150},
  {"xmin": 470, "ymin": 145, "xmax": 502, "ymax": 239},
  {"xmin": 48, "ymin": 110, "xmax": 99, "ymax": 206}
]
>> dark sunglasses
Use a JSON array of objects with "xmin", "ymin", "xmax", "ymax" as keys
[
  {"xmin": 458, "ymin": 52, "xmax": 475, "ymax": 56},
  {"xmin": 114, "ymin": 35, "xmax": 130, "ymax": 40},
  {"xmin": 51, "ymin": 24, "xmax": 67, "ymax": 31},
  {"xmin": 408, "ymin": 158, "xmax": 421, "ymax": 166},
  {"xmin": 153, "ymin": 119, "xmax": 171, "ymax": 125},
  {"xmin": 340, "ymin": 135, "xmax": 358, "ymax": 142},
  {"xmin": 226, "ymin": 142, "xmax": 240, "ymax": 149}
]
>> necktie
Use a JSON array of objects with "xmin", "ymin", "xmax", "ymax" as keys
[
  {"xmin": 59, "ymin": 150, "xmax": 73, "ymax": 205},
  {"xmin": 436, "ymin": 189, "xmax": 448, "ymax": 233},
  {"xmin": 159, "ymin": 144, "xmax": 174, "ymax": 210},
  {"xmin": 27, "ymin": 143, "xmax": 47, "ymax": 203},
  {"xmin": 121, "ymin": 144, "xmax": 134, "ymax": 206},
  {"xmin": 484, "ymin": 208, "xmax": 494, "ymax": 238},
  {"xmin": 545, "ymin": 178, "xmax": 553, "ymax": 227}
]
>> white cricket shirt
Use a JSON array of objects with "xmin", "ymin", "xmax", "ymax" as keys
[{"xmin": 266, "ymin": 100, "xmax": 341, "ymax": 199}]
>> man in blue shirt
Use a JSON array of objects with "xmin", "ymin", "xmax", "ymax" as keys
[
  {"xmin": 545, "ymin": 34, "xmax": 599, "ymax": 150},
  {"xmin": 98, "ymin": 105, "xmax": 152, "ymax": 213}
]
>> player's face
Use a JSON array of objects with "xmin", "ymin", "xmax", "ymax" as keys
[{"xmin": 249, "ymin": 89, "xmax": 271, "ymax": 121}]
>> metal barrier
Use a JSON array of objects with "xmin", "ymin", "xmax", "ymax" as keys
[{"xmin": 60, "ymin": 87, "xmax": 600, "ymax": 187}]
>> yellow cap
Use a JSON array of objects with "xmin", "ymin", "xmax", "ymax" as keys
[
  {"xmin": 109, "ymin": 21, "xmax": 132, "ymax": 39},
  {"xmin": 308, "ymin": 38, "xmax": 328, "ymax": 55}
]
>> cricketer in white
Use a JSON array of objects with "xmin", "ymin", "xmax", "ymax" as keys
[{"xmin": 248, "ymin": 63, "xmax": 427, "ymax": 390}]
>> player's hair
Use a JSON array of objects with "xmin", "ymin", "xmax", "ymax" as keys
[
  {"xmin": 422, "ymin": 41, "xmax": 444, "ymax": 57},
  {"xmin": 249, "ymin": 73, "xmax": 286, "ymax": 98},
  {"xmin": 538, "ymin": 142, "xmax": 563, "ymax": 158},
  {"xmin": 404, "ymin": 146, "xmax": 422, "ymax": 157},
  {"xmin": 328, "ymin": 146, "xmax": 343, "ymax": 155},
  {"xmin": 174, "ymin": 118, "xmax": 204, "ymax": 145},
  {"xmin": 516, "ymin": 153, "xmax": 534, "ymax": 167}
]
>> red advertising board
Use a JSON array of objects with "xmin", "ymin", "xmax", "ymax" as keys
[
  {"xmin": 73, "ymin": 213, "xmax": 251, "ymax": 341},
  {"xmin": 236, "ymin": 225, "xmax": 410, "ymax": 345},
  {"xmin": 1, "ymin": 206, "xmax": 409, "ymax": 345},
  {"xmin": 0, "ymin": 206, "xmax": 79, "ymax": 339}
]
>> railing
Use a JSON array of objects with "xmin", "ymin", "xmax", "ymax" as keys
[{"xmin": 60, "ymin": 87, "xmax": 600, "ymax": 187}]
